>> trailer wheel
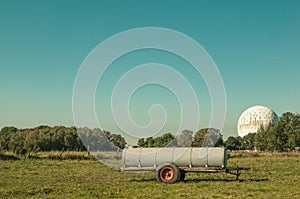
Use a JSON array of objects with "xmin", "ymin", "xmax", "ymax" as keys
[
  {"xmin": 156, "ymin": 163, "xmax": 180, "ymax": 184},
  {"xmin": 179, "ymin": 171, "xmax": 186, "ymax": 182}
]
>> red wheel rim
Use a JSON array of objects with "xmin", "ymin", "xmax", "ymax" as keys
[{"xmin": 160, "ymin": 167, "xmax": 174, "ymax": 182}]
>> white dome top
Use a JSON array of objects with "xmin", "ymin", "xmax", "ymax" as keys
[{"xmin": 237, "ymin": 105, "xmax": 278, "ymax": 137}]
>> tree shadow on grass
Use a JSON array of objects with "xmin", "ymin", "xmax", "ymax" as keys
[
  {"xmin": 129, "ymin": 178, "xmax": 157, "ymax": 182},
  {"xmin": 183, "ymin": 178, "xmax": 269, "ymax": 183},
  {"xmin": 0, "ymin": 153, "xmax": 20, "ymax": 160},
  {"xmin": 129, "ymin": 177, "xmax": 268, "ymax": 183},
  {"xmin": 236, "ymin": 178, "xmax": 269, "ymax": 182},
  {"xmin": 184, "ymin": 178, "xmax": 236, "ymax": 183}
]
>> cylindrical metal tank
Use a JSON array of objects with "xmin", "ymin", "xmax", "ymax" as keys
[{"xmin": 122, "ymin": 147, "xmax": 227, "ymax": 169}]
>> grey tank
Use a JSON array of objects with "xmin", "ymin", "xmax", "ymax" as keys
[{"xmin": 122, "ymin": 147, "xmax": 227, "ymax": 169}]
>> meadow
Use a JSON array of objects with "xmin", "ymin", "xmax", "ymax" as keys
[{"xmin": 0, "ymin": 152, "xmax": 299, "ymax": 198}]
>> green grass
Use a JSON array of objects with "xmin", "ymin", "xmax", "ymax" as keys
[{"xmin": 0, "ymin": 154, "xmax": 299, "ymax": 198}]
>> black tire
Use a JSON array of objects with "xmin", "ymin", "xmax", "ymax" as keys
[
  {"xmin": 156, "ymin": 163, "xmax": 180, "ymax": 184},
  {"xmin": 179, "ymin": 171, "xmax": 186, "ymax": 182}
]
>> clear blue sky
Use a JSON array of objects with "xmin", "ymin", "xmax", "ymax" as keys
[{"xmin": 1, "ymin": 0, "xmax": 300, "ymax": 140}]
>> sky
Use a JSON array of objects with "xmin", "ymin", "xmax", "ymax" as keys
[{"xmin": 1, "ymin": 0, "xmax": 300, "ymax": 142}]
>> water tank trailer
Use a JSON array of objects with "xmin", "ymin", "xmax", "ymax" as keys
[{"xmin": 118, "ymin": 147, "xmax": 249, "ymax": 184}]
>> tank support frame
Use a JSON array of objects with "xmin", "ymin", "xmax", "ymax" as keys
[{"xmin": 117, "ymin": 165, "xmax": 250, "ymax": 181}]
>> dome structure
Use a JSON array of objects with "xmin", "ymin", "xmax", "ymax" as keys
[{"xmin": 237, "ymin": 105, "xmax": 278, "ymax": 137}]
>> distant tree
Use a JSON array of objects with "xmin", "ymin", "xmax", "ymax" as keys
[
  {"xmin": 192, "ymin": 129, "xmax": 205, "ymax": 147},
  {"xmin": 254, "ymin": 112, "xmax": 300, "ymax": 152},
  {"xmin": 37, "ymin": 127, "xmax": 52, "ymax": 151},
  {"xmin": 192, "ymin": 128, "xmax": 223, "ymax": 147},
  {"xmin": 137, "ymin": 133, "xmax": 176, "ymax": 148},
  {"xmin": 254, "ymin": 126, "xmax": 268, "ymax": 151},
  {"xmin": 0, "ymin": 126, "xmax": 17, "ymax": 150},
  {"xmin": 64, "ymin": 129, "xmax": 79, "ymax": 150},
  {"xmin": 0, "ymin": 125, "xmax": 127, "ymax": 154},
  {"xmin": 176, "ymin": 130, "xmax": 193, "ymax": 147},
  {"xmin": 146, "ymin": 137, "xmax": 155, "ymax": 147},
  {"xmin": 101, "ymin": 130, "xmax": 126, "ymax": 149},
  {"xmin": 277, "ymin": 112, "xmax": 300, "ymax": 151},
  {"xmin": 225, "ymin": 136, "xmax": 242, "ymax": 150},
  {"xmin": 51, "ymin": 127, "xmax": 65, "ymax": 150},
  {"xmin": 154, "ymin": 133, "xmax": 175, "ymax": 147},
  {"xmin": 255, "ymin": 122, "xmax": 289, "ymax": 152},
  {"xmin": 137, "ymin": 138, "xmax": 145, "ymax": 148},
  {"xmin": 24, "ymin": 130, "xmax": 40, "ymax": 156},
  {"xmin": 1, "ymin": 127, "xmax": 18, "ymax": 133},
  {"xmin": 110, "ymin": 134, "xmax": 127, "ymax": 149},
  {"xmin": 241, "ymin": 133, "xmax": 255, "ymax": 150},
  {"xmin": 9, "ymin": 131, "xmax": 27, "ymax": 156}
]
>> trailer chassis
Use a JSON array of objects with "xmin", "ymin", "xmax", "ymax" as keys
[{"xmin": 117, "ymin": 165, "xmax": 250, "ymax": 182}]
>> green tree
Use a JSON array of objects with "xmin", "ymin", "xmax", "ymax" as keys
[
  {"xmin": 176, "ymin": 130, "xmax": 193, "ymax": 147},
  {"xmin": 9, "ymin": 131, "xmax": 27, "ymax": 156},
  {"xmin": 146, "ymin": 137, "xmax": 155, "ymax": 147},
  {"xmin": 192, "ymin": 128, "xmax": 223, "ymax": 147},
  {"xmin": 254, "ymin": 126, "xmax": 268, "ymax": 151},
  {"xmin": 110, "ymin": 134, "xmax": 127, "ymax": 149},
  {"xmin": 137, "ymin": 138, "xmax": 145, "ymax": 147},
  {"xmin": 254, "ymin": 112, "xmax": 300, "ymax": 152},
  {"xmin": 241, "ymin": 133, "xmax": 255, "ymax": 150},
  {"xmin": 154, "ymin": 133, "xmax": 175, "ymax": 147},
  {"xmin": 224, "ymin": 136, "xmax": 242, "ymax": 150},
  {"xmin": 0, "ymin": 126, "xmax": 17, "ymax": 151},
  {"xmin": 24, "ymin": 130, "xmax": 40, "ymax": 156},
  {"xmin": 103, "ymin": 130, "xmax": 127, "ymax": 149},
  {"xmin": 64, "ymin": 130, "xmax": 78, "ymax": 150},
  {"xmin": 278, "ymin": 112, "xmax": 300, "ymax": 151}
]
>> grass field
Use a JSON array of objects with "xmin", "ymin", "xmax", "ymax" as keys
[{"xmin": 0, "ymin": 153, "xmax": 299, "ymax": 198}]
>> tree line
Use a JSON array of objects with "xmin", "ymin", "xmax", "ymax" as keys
[
  {"xmin": 137, "ymin": 112, "xmax": 300, "ymax": 152},
  {"xmin": 0, "ymin": 126, "xmax": 126, "ymax": 156},
  {"xmin": 137, "ymin": 128, "xmax": 224, "ymax": 148},
  {"xmin": 225, "ymin": 112, "xmax": 300, "ymax": 152},
  {"xmin": 1, "ymin": 112, "xmax": 299, "ymax": 157}
]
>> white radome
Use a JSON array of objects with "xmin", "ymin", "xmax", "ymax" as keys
[{"xmin": 237, "ymin": 105, "xmax": 278, "ymax": 137}]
